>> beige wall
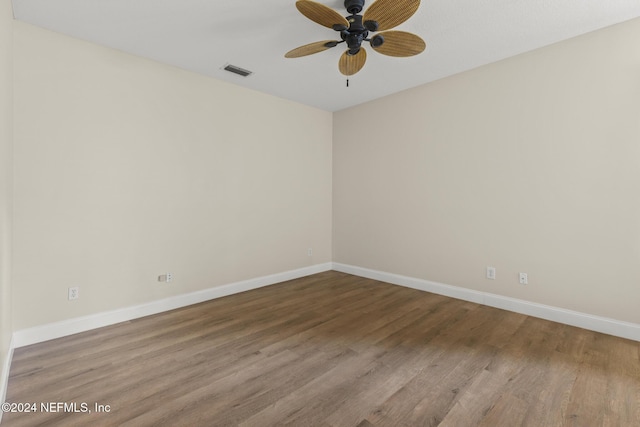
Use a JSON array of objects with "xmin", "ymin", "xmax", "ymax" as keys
[
  {"xmin": 0, "ymin": 0, "xmax": 14, "ymax": 392},
  {"xmin": 12, "ymin": 22, "xmax": 332, "ymax": 330},
  {"xmin": 8, "ymin": 14, "xmax": 640, "ymax": 334},
  {"xmin": 334, "ymin": 18, "xmax": 640, "ymax": 324}
]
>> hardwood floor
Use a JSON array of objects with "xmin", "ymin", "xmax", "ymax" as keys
[{"xmin": 4, "ymin": 271, "xmax": 640, "ymax": 426}]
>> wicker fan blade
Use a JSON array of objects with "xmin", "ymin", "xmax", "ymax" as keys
[
  {"xmin": 372, "ymin": 31, "xmax": 425, "ymax": 57},
  {"xmin": 339, "ymin": 48, "xmax": 367, "ymax": 76},
  {"xmin": 296, "ymin": 0, "xmax": 349, "ymax": 29},
  {"xmin": 285, "ymin": 41, "xmax": 339, "ymax": 58},
  {"xmin": 363, "ymin": 0, "xmax": 420, "ymax": 31}
]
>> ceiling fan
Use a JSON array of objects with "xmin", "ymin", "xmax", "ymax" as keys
[{"xmin": 285, "ymin": 0, "xmax": 426, "ymax": 76}]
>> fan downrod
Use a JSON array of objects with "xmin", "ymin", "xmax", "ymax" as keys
[{"xmin": 344, "ymin": 0, "xmax": 365, "ymax": 15}]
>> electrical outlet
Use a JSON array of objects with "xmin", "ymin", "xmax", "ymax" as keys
[
  {"xmin": 158, "ymin": 274, "xmax": 173, "ymax": 283},
  {"xmin": 519, "ymin": 272, "xmax": 528, "ymax": 285},
  {"xmin": 307, "ymin": 248, "xmax": 313, "ymax": 257},
  {"xmin": 68, "ymin": 286, "xmax": 79, "ymax": 300},
  {"xmin": 486, "ymin": 266, "xmax": 496, "ymax": 280}
]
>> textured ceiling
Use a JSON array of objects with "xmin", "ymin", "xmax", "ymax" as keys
[{"xmin": 12, "ymin": 0, "xmax": 640, "ymax": 111}]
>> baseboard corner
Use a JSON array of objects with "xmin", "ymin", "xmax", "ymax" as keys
[{"xmin": 0, "ymin": 334, "xmax": 15, "ymax": 423}]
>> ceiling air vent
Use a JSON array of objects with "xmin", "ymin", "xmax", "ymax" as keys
[{"xmin": 222, "ymin": 64, "xmax": 253, "ymax": 77}]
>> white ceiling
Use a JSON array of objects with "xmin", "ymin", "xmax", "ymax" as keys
[{"xmin": 11, "ymin": 0, "xmax": 640, "ymax": 112}]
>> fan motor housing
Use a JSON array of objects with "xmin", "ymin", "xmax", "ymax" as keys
[{"xmin": 341, "ymin": 14, "xmax": 368, "ymax": 54}]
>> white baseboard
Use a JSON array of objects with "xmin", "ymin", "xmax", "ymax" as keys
[
  {"xmin": 11, "ymin": 261, "xmax": 640, "ymax": 348},
  {"xmin": 332, "ymin": 263, "xmax": 640, "ymax": 342},
  {"xmin": 0, "ymin": 335, "xmax": 15, "ymax": 424},
  {"xmin": 13, "ymin": 263, "xmax": 333, "ymax": 348}
]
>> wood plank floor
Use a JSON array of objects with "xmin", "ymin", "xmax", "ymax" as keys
[{"xmin": 4, "ymin": 271, "xmax": 640, "ymax": 426}]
